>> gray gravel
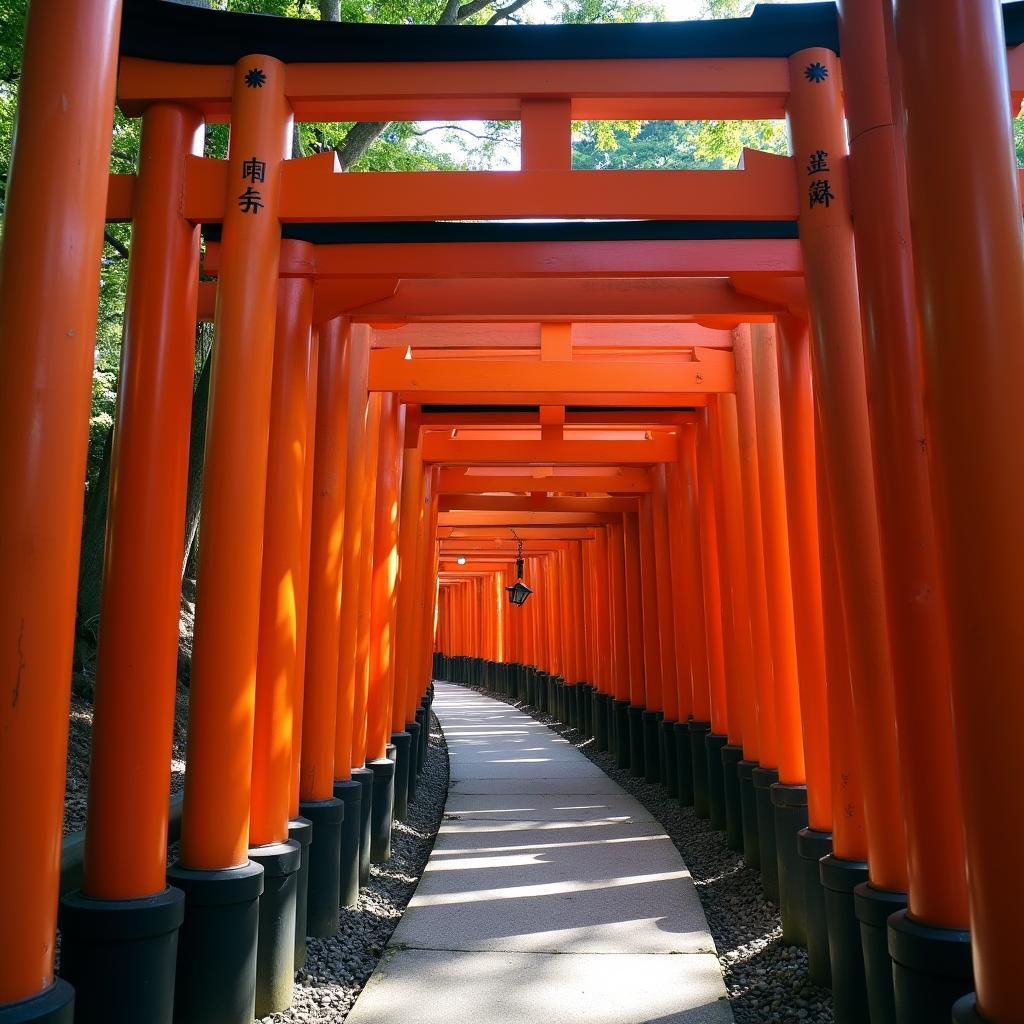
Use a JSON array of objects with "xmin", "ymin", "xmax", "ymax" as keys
[
  {"xmin": 259, "ymin": 711, "xmax": 449, "ymax": 1024},
  {"xmin": 461, "ymin": 683, "xmax": 833, "ymax": 1024}
]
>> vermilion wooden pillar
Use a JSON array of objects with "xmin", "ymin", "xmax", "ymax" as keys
[
  {"xmin": 246, "ymin": 268, "xmax": 318, "ymax": 1013},
  {"xmin": 750, "ymin": 322, "xmax": 808, "ymax": 939},
  {"xmin": 366, "ymin": 395, "xmax": 405, "ymax": 862},
  {"xmin": 290, "ymin": 327, "xmax": 320, "ymax": 819},
  {"xmin": 816, "ymin": 413, "xmax": 871, "ymax": 1021},
  {"xmin": 652, "ymin": 468, "xmax": 680, "ymax": 724},
  {"xmin": 775, "ymin": 316, "xmax": 833, "ymax": 985},
  {"xmin": 774, "ymin": 317, "xmax": 831, "ymax": 833},
  {"xmin": 171, "ymin": 53, "xmax": 292, "ymax": 1024},
  {"xmin": 734, "ymin": 328, "xmax": 777, "ymax": 770},
  {"xmin": 839, "ymin": 2, "xmax": 971, "ymax": 1017},
  {"xmin": 351, "ymin": 394, "xmax": 383, "ymax": 771},
  {"xmin": 787, "ymin": 49, "xmax": 908, "ymax": 908},
  {"xmin": 251, "ymin": 270, "xmax": 317, "ymax": 849},
  {"xmin": 249, "ymin": 268, "xmax": 313, "ymax": 843},
  {"xmin": 0, "ymin": 0, "xmax": 122, "ymax": 1013},
  {"xmin": 56, "ymin": 102, "xmax": 202, "ymax": 1022},
  {"xmin": 696, "ymin": 413, "xmax": 730, "ymax": 745},
  {"xmin": 391, "ymin": 419, "xmax": 424, "ymax": 819},
  {"xmin": 335, "ymin": 330, "xmax": 373, "ymax": 783},
  {"xmin": 893, "ymin": 3, "xmax": 1024, "ymax": 1020},
  {"xmin": 298, "ymin": 315, "xmax": 356, "ymax": 934},
  {"xmin": 734, "ymin": 326, "xmax": 781, "ymax": 899},
  {"xmin": 651, "ymin": 467, "xmax": 680, "ymax": 795}
]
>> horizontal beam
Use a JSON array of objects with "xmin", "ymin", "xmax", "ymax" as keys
[
  {"xmin": 439, "ymin": 495, "xmax": 636, "ymax": 513},
  {"xmin": 437, "ymin": 468, "xmax": 653, "ymax": 493},
  {"xmin": 178, "ymin": 149, "xmax": 798, "ymax": 224},
  {"xmin": 438, "ymin": 526, "xmax": 597, "ymax": 539},
  {"xmin": 252, "ymin": 238, "xmax": 804, "ymax": 279},
  {"xmin": 327, "ymin": 276, "xmax": 781, "ymax": 323},
  {"xmin": 437, "ymin": 511, "xmax": 617, "ymax": 526},
  {"xmin": 422, "ymin": 434, "xmax": 678, "ymax": 466},
  {"xmin": 117, "ymin": 55, "xmax": 792, "ymax": 122},
  {"xmin": 370, "ymin": 348, "xmax": 733, "ymax": 397}
]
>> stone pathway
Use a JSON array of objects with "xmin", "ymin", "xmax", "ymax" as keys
[{"xmin": 346, "ymin": 682, "xmax": 734, "ymax": 1024}]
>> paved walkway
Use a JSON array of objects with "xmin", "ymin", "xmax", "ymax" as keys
[{"xmin": 346, "ymin": 682, "xmax": 733, "ymax": 1024}]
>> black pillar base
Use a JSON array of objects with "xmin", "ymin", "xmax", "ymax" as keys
[
  {"xmin": 753, "ymin": 766, "xmax": 780, "ymax": 900},
  {"xmin": 674, "ymin": 722, "xmax": 693, "ymax": 806},
  {"xmin": 247, "ymin": 841, "xmax": 300, "ymax": 1017},
  {"xmin": 406, "ymin": 721, "xmax": 421, "ymax": 802},
  {"xmin": 738, "ymin": 760, "xmax": 760, "ymax": 869},
  {"xmin": 0, "ymin": 983, "xmax": 74, "ymax": 1024},
  {"xmin": 594, "ymin": 692, "xmax": 610, "ymax": 752},
  {"xmin": 288, "ymin": 816, "xmax": 312, "ymax": 970},
  {"xmin": 298, "ymin": 797, "xmax": 344, "ymax": 937},
  {"xmin": 797, "ymin": 827, "xmax": 833, "ymax": 988},
  {"xmin": 58, "ymin": 885, "xmax": 184, "ymax": 1024},
  {"xmin": 642, "ymin": 709, "xmax": 662, "ymax": 783},
  {"xmin": 721, "ymin": 744, "xmax": 744, "ymax": 852},
  {"xmin": 952, "ymin": 995, "xmax": 988, "ymax": 1023},
  {"xmin": 628, "ymin": 704, "xmax": 646, "ymax": 777},
  {"xmin": 166, "ymin": 860, "xmax": 264, "ymax": 1024},
  {"xmin": 771, "ymin": 783, "xmax": 809, "ymax": 947},
  {"xmin": 888, "ymin": 911, "xmax": 972, "ymax": 1024},
  {"xmin": 580, "ymin": 684, "xmax": 593, "ymax": 737},
  {"xmin": 368, "ymin": 756, "xmax": 396, "ymax": 863},
  {"xmin": 820, "ymin": 854, "xmax": 870, "ymax": 1024},
  {"xmin": 705, "ymin": 733, "xmax": 728, "ymax": 832},
  {"xmin": 391, "ymin": 732, "xmax": 413, "ymax": 822},
  {"xmin": 660, "ymin": 719, "xmax": 677, "ymax": 796},
  {"xmin": 614, "ymin": 700, "xmax": 631, "ymax": 769},
  {"xmin": 333, "ymin": 779, "xmax": 363, "ymax": 908},
  {"xmin": 415, "ymin": 706, "xmax": 429, "ymax": 773},
  {"xmin": 688, "ymin": 721, "xmax": 711, "ymax": 818},
  {"xmin": 350, "ymin": 766, "xmax": 374, "ymax": 887},
  {"xmin": 854, "ymin": 882, "xmax": 906, "ymax": 1024}
]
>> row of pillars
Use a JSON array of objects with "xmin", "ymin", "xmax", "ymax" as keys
[
  {"xmin": 431, "ymin": 9, "xmax": 1024, "ymax": 1024},
  {"xmin": 0, "ymin": 9, "xmax": 443, "ymax": 1024}
]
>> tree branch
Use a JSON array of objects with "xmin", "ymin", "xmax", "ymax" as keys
[
  {"xmin": 485, "ymin": 0, "xmax": 532, "ymax": 23},
  {"xmin": 412, "ymin": 124, "xmax": 504, "ymax": 142},
  {"xmin": 456, "ymin": 0, "xmax": 493, "ymax": 20},
  {"xmin": 104, "ymin": 231, "xmax": 130, "ymax": 260}
]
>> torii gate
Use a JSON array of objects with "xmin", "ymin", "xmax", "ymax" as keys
[{"xmin": 2, "ymin": 2, "xmax": 1024, "ymax": 1024}]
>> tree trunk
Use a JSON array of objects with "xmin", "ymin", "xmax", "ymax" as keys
[
  {"xmin": 181, "ymin": 347, "xmax": 212, "ymax": 581},
  {"xmin": 75, "ymin": 426, "xmax": 114, "ymax": 640}
]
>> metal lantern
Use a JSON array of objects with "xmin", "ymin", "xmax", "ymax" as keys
[{"xmin": 506, "ymin": 537, "xmax": 533, "ymax": 606}]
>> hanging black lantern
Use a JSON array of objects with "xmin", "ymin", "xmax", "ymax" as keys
[{"xmin": 506, "ymin": 536, "xmax": 533, "ymax": 606}]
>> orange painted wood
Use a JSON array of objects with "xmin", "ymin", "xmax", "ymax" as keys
[
  {"xmin": 117, "ymin": 55, "xmax": 791, "ymax": 122},
  {"xmin": 179, "ymin": 56, "xmax": 292, "ymax": 872}
]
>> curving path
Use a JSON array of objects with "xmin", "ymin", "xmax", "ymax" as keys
[{"xmin": 346, "ymin": 682, "xmax": 734, "ymax": 1024}]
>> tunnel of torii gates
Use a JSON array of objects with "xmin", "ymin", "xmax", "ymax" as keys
[{"xmin": 5, "ymin": 0, "xmax": 1024, "ymax": 1023}]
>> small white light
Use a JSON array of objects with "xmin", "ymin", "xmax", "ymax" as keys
[{"xmin": 457, "ymin": 556, "xmax": 467, "ymax": 565}]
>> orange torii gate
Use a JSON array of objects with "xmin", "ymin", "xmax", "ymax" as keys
[{"xmin": 2, "ymin": 2, "xmax": 1024, "ymax": 1024}]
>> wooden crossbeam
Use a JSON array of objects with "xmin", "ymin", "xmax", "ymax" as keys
[
  {"xmin": 422, "ymin": 434, "xmax": 678, "ymax": 465},
  {"xmin": 437, "ymin": 468, "xmax": 653, "ymax": 493},
  {"xmin": 369, "ymin": 347, "xmax": 733, "ymax": 397}
]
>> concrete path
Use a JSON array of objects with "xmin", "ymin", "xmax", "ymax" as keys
[{"xmin": 346, "ymin": 683, "xmax": 734, "ymax": 1024}]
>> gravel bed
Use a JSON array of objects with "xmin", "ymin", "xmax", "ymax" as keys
[
  {"xmin": 461, "ymin": 683, "xmax": 833, "ymax": 1024},
  {"xmin": 259, "ymin": 711, "xmax": 449, "ymax": 1024}
]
